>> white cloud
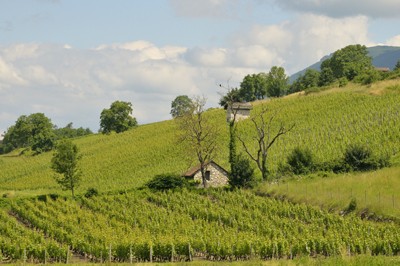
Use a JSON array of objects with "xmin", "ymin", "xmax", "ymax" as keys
[
  {"xmin": 386, "ymin": 35, "xmax": 400, "ymax": 46},
  {"xmin": 275, "ymin": 0, "xmax": 400, "ymax": 18},
  {"xmin": 229, "ymin": 14, "xmax": 370, "ymax": 74},
  {"xmin": 0, "ymin": 13, "xmax": 386, "ymax": 135}
]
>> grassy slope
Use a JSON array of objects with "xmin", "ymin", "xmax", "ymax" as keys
[{"xmin": 1, "ymin": 79, "xmax": 400, "ymax": 200}]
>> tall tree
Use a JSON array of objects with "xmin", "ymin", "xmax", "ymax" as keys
[
  {"xmin": 321, "ymin": 44, "xmax": 372, "ymax": 81},
  {"xmin": 170, "ymin": 95, "xmax": 193, "ymax": 118},
  {"xmin": 51, "ymin": 139, "xmax": 82, "ymax": 198},
  {"xmin": 100, "ymin": 101, "xmax": 137, "ymax": 134},
  {"xmin": 177, "ymin": 96, "xmax": 218, "ymax": 188},
  {"xmin": 237, "ymin": 73, "xmax": 268, "ymax": 102},
  {"xmin": 266, "ymin": 66, "xmax": 288, "ymax": 97},
  {"xmin": 238, "ymin": 106, "xmax": 294, "ymax": 181},
  {"xmin": 1, "ymin": 113, "xmax": 55, "ymax": 154}
]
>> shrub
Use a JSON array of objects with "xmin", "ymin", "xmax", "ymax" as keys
[
  {"xmin": 344, "ymin": 198, "xmax": 357, "ymax": 214},
  {"xmin": 286, "ymin": 147, "xmax": 315, "ymax": 175},
  {"xmin": 146, "ymin": 174, "xmax": 189, "ymax": 191},
  {"xmin": 229, "ymin": 154, "xmax": 258, "ymax": 189},
  {"xmin": 85, "ymin": 188, "xmax": 99, "ymax": 198},
  {"xmin": 344, "ymin": 144, "xmax": 374, "ymax": 171},
  {"xmin": 343, "ymin": 144, "xmax": 390, "ymax": 172},
  {"xmin": 338, "ymin": 77, "xmax": 348, "ymax": 87}
]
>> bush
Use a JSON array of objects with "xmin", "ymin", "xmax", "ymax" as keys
[
  {"xmin": 286, "ymin": 147, "xmax": 315, "ymax": 175},
  {"xmin": 229, "ymin": 154, "xmax": 258, "ymax": 189},
  {"xmin": 146, "ymin": 174, "xmax": 189, "ymax": 191},
  {"xmin": 85, "ymin": 188, "xmax": 99, "ymax": 198},
  {"xmin": 344, "ymin": 144, "xmax": 374, "ymax": 171}
]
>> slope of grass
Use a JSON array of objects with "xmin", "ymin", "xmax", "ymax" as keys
[
  {"xmin": 259, "ymin": 166, "xmax": 400, "ymax": 219},
  {"xmin": 1, "ymin": 79, "xmax": 400, "ymax": 197}
]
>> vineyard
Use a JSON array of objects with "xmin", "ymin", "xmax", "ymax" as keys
[
  {"xmin": 1, "ymin": 80, "xmax": 400, "ymax": 197},
  {"xmin": 1, "ymin": 189, "xmax": 399, "ymax": 263},
  {"xmin": 0, "ymin": 80, "xmax": 400, "ymax": 263}
]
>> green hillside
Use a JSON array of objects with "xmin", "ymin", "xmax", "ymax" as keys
[
  {"xmin": 289, "ymin": 45, "xmax": 400, "ymax": 83},
  {"xmin": 1, "ymin": 79, "xmax": 400, "ymax": 263},
  {"xmin": 1, "ymin": 79, "xmax": 400, "ymax": 197}
]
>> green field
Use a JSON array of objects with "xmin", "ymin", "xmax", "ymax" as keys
[{"xmin": 1, "ymin": 79, "xmax": 400, "ymax": 264}]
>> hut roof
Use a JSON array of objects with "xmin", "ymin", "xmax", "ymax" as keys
[{"xmin": 183, "ymin": 161, "xmax": 228, "ymax": 177}]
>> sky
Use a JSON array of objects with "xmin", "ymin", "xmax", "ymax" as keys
[{"xmin": 1, "ymin": 0, "xmax": 400, "ymax": 135}]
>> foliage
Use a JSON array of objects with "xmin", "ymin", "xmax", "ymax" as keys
[
  {"xmin": 145, "ymin": 173, "xmax": 189, "ymax": 191},
  {"xmin": 54, "ymin": 122, "xmax": 92, "ymax": 139},
  {"xmin": 229, "ymin": 154, "xmax": 257, "ymax": 189},
  {"xmin": 266, "ymin": 66, "xmax": 289, "ymax": 97},
  {"xmin": 84, "ymin": 187, "xmax": 99, "ymax": 198},
  {"xmin": 395, "ymin": 60, "xmax": 400, "ymax": 72},
  {"xmin": 290, "ymin": 69, "xmax": 320, "ymax": 93},
  {"xmin": 343, "ymin": 144, "xmax": 389, "ymax": 172},
  {"xmin": 219, "ymin": 87, "xmax": 242, "ymax": 109},
  {"xmin": 100, "ymin": 100, "xmax": 137, "ymax": 134},
  {"xmin": 1, "ymin": 113, "xmax": 55, "ymax": 154},
  {"xmin": 7, "ymin": 189, "xmax": 400, "ymax": 262},
  {"xmin": 170, "ymin": 95, "xmax": 193, "ymax": 118},
  {"xmin": 353, "ymin": 68, "xmax": 382, "ymax": 85},
  {"xmin": 286, "ymin": 147, "xmax": 315, "ymax": 175},
  {"xmin": 239, "ymin": 73, "xmax": 268, "ymax": 101},
  {"xmin": 51, "ymin": 139, "xmax": 82, "ymax": 198},
  {"xmin": 320, "ymin": 44, "xmax": 372, "ymax": 81}
]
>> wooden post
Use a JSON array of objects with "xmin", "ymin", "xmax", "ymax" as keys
[
  {"xmin": 171, "ymin": 244, "xmax": 174, "ymax": 262},
  {"xmin": 66, "ymin": 247, "xmax": 70, "ymax": 264},
  {"xmin": 109, "ymin": 244, "xmax": 112, "ymax": 263},
  {"xmin": 130, "ymin": 244, "xmax": 133, "ymax": 264},
  {"xmin": 188, "ymin": 243, "xmax": 192, "ymax": 261},
  {"xmin": 149, "ymin": 244, "xmax": 153, "ymax": 263},
  {"xmin": 44, "ymin": 249, "xmax": 47, "ymax": 265},
  {"xmin": 23, "ymin": 248, "xmax": 26, "ymax": 264}
]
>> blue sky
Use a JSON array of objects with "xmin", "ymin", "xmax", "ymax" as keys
[{"xmin": 1, "ymin": 0, "xmax": 400, "ymax": 134}]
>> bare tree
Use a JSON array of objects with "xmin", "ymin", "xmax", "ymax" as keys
[
  {"xmin": 177, "ymin": 96, "xmax": 218, "ymax": 188},
  {"xmin": 238, "ymin": 105, "xmax": 294, "ymax": 181}
]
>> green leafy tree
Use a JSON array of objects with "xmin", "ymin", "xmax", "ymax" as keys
[
  {"xmin": 219, "ymin": 87, "xmax": 242, "ymax": 109},
  {"xmin": 394, "ymin": 59, "xmax": 400, "ymax": 71},
  {"xmin": 1, "ymin": 113, "xmax": 55, "ymax": 154},
  {"xmin": 318, "ymin": 65, "xmax": 335, "ymax": 86},
  {"xmin": 321, "ymin": 44, "xmax": 372, "ymax": 81},
  {"xmin": 54, "ymin": 122, "xmax": 92, "ymax": 139},
  {"xmin": 266, "ymin": 66, "xmax": 288, "ymax": 97},
  {"xmin": 290, "ymin": 69, "xmax": 320, "ymax": 93},
  {"xmin": 229, "ymin": 154, "xmax": 257, "ymax": 189},
  {"xmin": 170, "ymin": 95, "xmax": 193, "ymax": 118},
  {"xmin": 239, "ymin": 73, "xmax": 268, "ymax": 101},
  {"xmin": 100, "ymin": 101, "xmax": 137, "ymax": 134},
  {"xmin": 51, "ymin": 139, "xmax": 82, "ymax": 198}
]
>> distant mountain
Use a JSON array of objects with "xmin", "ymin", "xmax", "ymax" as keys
[{"xmin": 289, "ymin": 45, "xmax": 400, "ymax": 83}]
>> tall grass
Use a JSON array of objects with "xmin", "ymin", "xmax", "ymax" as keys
[{"xmin": 261, "ymin": 167, "xmax": 400, "ymax": 218}]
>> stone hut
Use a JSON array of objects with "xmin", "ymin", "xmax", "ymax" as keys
[
  {"xmin": 183, "ymin": 161, "xmax": 229, "ymax": 188},
  {"xmin": 226, "ymin": 102, "xmax": 252, "ymax": 122}
]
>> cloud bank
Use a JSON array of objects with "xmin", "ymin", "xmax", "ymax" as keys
[{"xmin": 1, "ymin": 0, "xmax": 399, "ymax": 135}]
